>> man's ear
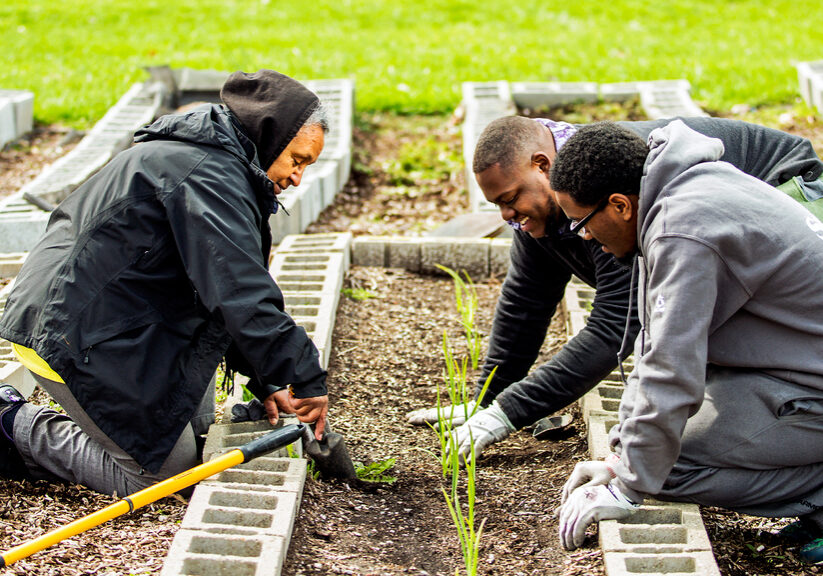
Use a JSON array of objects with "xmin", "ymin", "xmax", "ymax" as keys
[
  {"xmin": 609, "ymin": 193, "xmax": 635, "ymax": 222},
  {"xmin": 532, "ymin": 151, "xmax": 551, "ymax": 174}
]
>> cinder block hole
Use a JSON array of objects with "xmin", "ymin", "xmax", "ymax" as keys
[
  {"xmin": 291, "ymin": 240, "xmax": 334, "ymax": 247},
  {"xmin": 605, "ymin": 419, "xmax": 619, "ymax": 431},
  {"xmin": 202, "ymin": 508, "xmax": 273, "ymax": 528},
  {"xmin": 621, "ymin": 508, "xmax": 683, "ymax": 525},
  {"xmin": 285, "ymin": 305, "xmax": 320, "ymax": 316},
  {"xmin": 619, "ymin": 526, "xmax": 688, "ymax": 544},
  {"xmin": 599, "ymin": 400, "xmax": 619, "ymax": 413},
  {"xmin": 276, "ymin": 274, "xmax": 325, "ymax": 282},
  {"xmin": 624, "ymin": 555, "xmax": 695, "ymax": 573},
  {"xmin": 209, "ymin": 491, "xmax": 279, "ymax": 510},
  {"xmin": 218, "ymin": 469, "xmax": 286, "ymax": 486},
  {"xmin": 225, "ymin": 432, "xmax": 260, "ymax": 445},
  {"xmin": 182, "ymin": 557, "xmax": 256, "ymax": 576},
  {"xmin": 277, "ymin": 282, "xmax": 323, "ymax": 291},
  {"xmin": 238, "ymin": 458, "xmax": 290, "ymax": 472},
  {"xmin": 599, "ymin": 386, "xmax": 624, "ymax": 399},
  {"xmin": 281, "ymin": 264, "xmax": 328, "ymax": 271},
  {"xmin": 284, "ymin": 296, "xmax": 322, "ymax": 306},
  {"xmin": 188, "ymin": 535, "xmax": 263, "ymax": 556},
  {"xmin": 284, "ymin": 255, "xmax": 330, "ymax": 263}
]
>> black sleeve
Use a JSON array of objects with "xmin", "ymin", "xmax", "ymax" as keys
[
  {"xmin": 475, "ymin": 231, "xmax": 570, "ymax": 405},
  {"xmin": 621, "ymin": 117, "xmax": 823, "ymax": 186},
  {"xmin": 164, "ymin": 158, "xmax": 327, "ymax": 400},
  {"xmin": 495, "ymin": 242, "xmax": 640, "ymax": 429}
]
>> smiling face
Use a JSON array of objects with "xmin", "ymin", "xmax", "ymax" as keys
[
  {"xmin": 266, "ymin": 124, "xmax": 325, "ymax": 194},
  {"xmin": 476, "ymin": 153, "xmax": 562, "ymax": 238},
  {"xmin": 553, "ymin": 190, "xmax": 639, "ymax": 259}
]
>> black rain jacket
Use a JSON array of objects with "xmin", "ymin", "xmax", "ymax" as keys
[
  {"xmin": 0, "ymin": 102, "xmax": 326, "ymax": 472},
  {"xmin": 478, "ymin": 117, "xmax": 823, "ymax": 429}
]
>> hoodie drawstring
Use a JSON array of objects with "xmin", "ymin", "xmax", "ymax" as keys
[{"xmin": 617, "ymin": 255, "xmax": 639, "ymax": 385}]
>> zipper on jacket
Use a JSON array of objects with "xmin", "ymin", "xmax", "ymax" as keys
[{"xmin": 83, "ymin": 346, "xmax": 93, "ymax": 364}]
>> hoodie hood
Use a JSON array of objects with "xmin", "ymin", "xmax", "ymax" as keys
[
  {"xmin": 220, "ymin": 69, "xmax": 320, "ymax": 171},
  {"xmin": 637, "ymin": 119, "xmax": 726, "ymax": 237}
]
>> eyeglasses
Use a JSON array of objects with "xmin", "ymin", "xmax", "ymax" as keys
[{"xmin": 568, "ymin": 197, "xmax": 610, "ymax": 238}]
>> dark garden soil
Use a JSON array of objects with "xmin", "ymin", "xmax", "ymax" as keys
[{"xmin": 0, "ymin": 104, "xmax": 822, "ymax": 576}]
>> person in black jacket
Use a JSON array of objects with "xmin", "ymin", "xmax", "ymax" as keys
[
  {"xmin": 0, "ymin": 70, "xmax": 329, "ymax": 496},
  {"xmin": 408, "ymin": 114, "xmax": 823, "ymax": 463}
]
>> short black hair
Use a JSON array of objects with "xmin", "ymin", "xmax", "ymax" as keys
[
  {"xmin": 549, "ymin": 121, "xmax": 648, "ymax": 206},
  {"xmin": 472, "ymin": 116, "xmax": 546, "ymax": 174}
]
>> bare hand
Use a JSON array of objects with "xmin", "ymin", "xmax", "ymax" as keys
[
  {"xmin": 263, "ymin": 389, "xmax": 296, "ymax": 426},
  {"xmin": 291, "ymin": 395, "xmax": 329, "ymax": 440}
]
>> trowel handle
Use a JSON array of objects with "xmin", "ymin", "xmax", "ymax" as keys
[{"xmin": 240, "ymin": 424, "xmax": 305, "ymax": 461}]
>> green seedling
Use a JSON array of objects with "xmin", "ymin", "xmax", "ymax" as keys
[
  {"xmin": 354, "ymin": 458, "xmax": 398, "ymax": 484},
  {"xmin": 442, "ymin": 430, "xmax": 486, "ymax": 576},
  {"xmin": 435, "ymin": 264, "xmax": 483, "ymax": 369},
  {"xmin": 341, "ymin": 287, "xmax": 377, "ymax": 301}
]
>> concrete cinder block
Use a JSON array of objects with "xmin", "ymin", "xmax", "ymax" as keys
[
  {"xmin": 383, "ymin": 237, "xmax": 421, "ymax": 271},
  {"xmin": 202, "ymin": 458, "xmax": 306, "ymax": 495},
  {"xmin": 0, "ymin": 206, "xmax": 50, "ymax": 253},
  {"xmin": 202, "ymin": 419, "xmax": 302, "ymax": 464},
  {"xmin": 0, "ymin": 252, "xmax": 27, "ymax": 277},
  {"xmin": 639, "ymin": 82, "xmax": 707, "ymax": 120},
  {"xmin": 419, "ymin": 238, "xmax": 490, "ymax": 279},
  {"xmin": 0, "ymin": 90, "xmax": 34, "ymax": 145},
  {"xmin": 796, "ymin": 61, "xmax": 823, "ymax": 110},
  {"xmin": 160, "ymin": 528, "xmax": 285, "ymax": 576},
  {"xmin": 351, "ymin": 236, "xmax": 387, "ymax": 267},
  {"xmin": 580, "ymin": 383, "xmax": 624, "ymax": 417},
  {"xmin": 585, "ymin": 411, "xmax": 619, "ymax": 461},
  {"xmin": 602, "ymin": 550, "xmax": 721, "ymax": 576},
  {"xmin": 600, "ymin": 502, "xmax": 713, "ymax": 554},
  {"xmin": 600, "ymin": 80, "xmax": 691, "ymax": 103},
  {"xmin": 181, "ymin": 485, "xmax": 299, "ymax": 537},
  {"xmin": 271, "ymin": 250, "xmax": 346, "ymax": 295},
  {"xmin": 0, "ymin": 99, "xmax": 15, "ymax": 149},
  {"xmin": 489, "ymin": 238, "xmax": 511, "ymax": 278},
  {"xmin": 564, "ymin": 278, "xmax": 592, "ymax": 337},
  {"xmin": 511, "ymin": 81, "xmax": 599, "ymax": 109},
  {"xmin": 276, "ymin": 232, "xmax": 352, "ymax": 256},
  {"xmin": 269, "ymin": 192, "xmax": 302, "ymax": 245},
  {"xmin": 293, "ymin": 175, "xmax": 323, "ymax": 231}
]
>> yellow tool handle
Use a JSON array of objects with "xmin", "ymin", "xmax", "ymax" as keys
[{"xmin": 0, "ymin": 423, "xmax": 304, "ymax": 567}]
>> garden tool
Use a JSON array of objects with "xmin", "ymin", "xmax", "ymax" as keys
[
  {"xmin": 0, "ymin": 424, "xmax": 305, "ymax": 568},
  {"xmin": 302, "ymin": 419, "xmax": 357, "ymax": 480}
]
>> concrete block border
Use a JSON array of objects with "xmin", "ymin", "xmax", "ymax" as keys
[
  {"xmin": 797, "ymin": 60, "xmax": 823, "ymax": 113},
  {"xmin": 563, "ymin": 278, "xmax": 720, "ymax": 575},
  {"xmin": 0, "ymin": 89, "xmax": 34, "ymax": 149}
]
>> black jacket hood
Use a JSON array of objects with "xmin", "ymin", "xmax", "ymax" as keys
[{"xmin": 219, "ymin": 69, "xmax": 320, "ymax": 171}]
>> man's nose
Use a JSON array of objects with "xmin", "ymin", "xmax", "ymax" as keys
[
  {"xmin": 499, "ymin": 205, "xmax": 515, "ymax": 221},
  {"xmin": 289, "ymin": 167, "xmax": 305, "ymax": 187}
]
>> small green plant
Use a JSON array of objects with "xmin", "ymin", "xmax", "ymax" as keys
[
  {"xmin": 435, "ymin": 264, "xmax": 483, "ymax": 369},
  {"xmin": 354, "ymin": 458, "xmax": 398, "ymax": 484},
  {"xmin": 241, "ymin": 382, "xmax": 254, "ymax": 402},
  {"xmin": 306, "ymin": 459, "xmax": 321, "ymax": 481},
  {"xmin": 341, "ymin": 287, "xmax": 377, "ymax": 301},
  {"xmin": 442, "ymin": 437, "xmax": 486, "ymax": 576}
]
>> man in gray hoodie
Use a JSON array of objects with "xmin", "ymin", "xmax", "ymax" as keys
[{"xmin": 551, "ymin": 120, "xmax": 823, "ymax": 562}]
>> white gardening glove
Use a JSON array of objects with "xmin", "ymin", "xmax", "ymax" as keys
[
  {"xmin": 446, "ymin": 401, "xmax": 515, "ymax": 464},
  {"xmin": 558, "ymin": 482, "xmax": 639, "ymax": 550},
  {"xmin": 406, "ymin": 401, "xmax": 476, "ymax": 427},
  {"xmin": 560, "ymin": 455, "xmax": 619, "ymax": 504}
]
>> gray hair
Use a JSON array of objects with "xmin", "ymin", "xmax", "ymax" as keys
[{"xmin": 303, "ymin": 100, "xmax": 330, "ymax": 133}]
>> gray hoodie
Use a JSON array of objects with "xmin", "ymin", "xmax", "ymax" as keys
[{"xmin": 612, "ymin": 120, "xmax": 823, "ymax": 498}]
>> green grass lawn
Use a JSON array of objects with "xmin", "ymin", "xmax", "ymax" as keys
[{"xmin": 1, "ymin": 0, "xmax": 821, "ymax": 127}]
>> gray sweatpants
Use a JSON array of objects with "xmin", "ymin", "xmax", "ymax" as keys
[
  {"xmin": 13, "ymin": 372, "xmax": 215, "ymax": 497},
  {"xmin": 656, "ymin": 367, "xmax": 823, "ymax": 521}
]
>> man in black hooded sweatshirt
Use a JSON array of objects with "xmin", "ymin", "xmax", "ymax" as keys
[{"xmin": 0, "ymin": 70, "xmax": 329, "ymax": 496}]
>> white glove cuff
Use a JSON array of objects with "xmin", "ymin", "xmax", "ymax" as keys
[{"xmin": 489, "ymin": 401, "xmax": 516, "ymax": 432}]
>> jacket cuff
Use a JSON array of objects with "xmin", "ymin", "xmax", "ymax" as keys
[{"xmin": 290, "ymin": 374, "xmax": 327, "ymax": 398}]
